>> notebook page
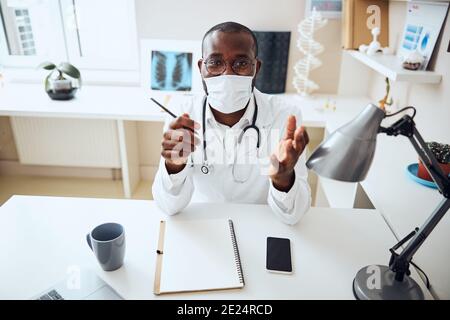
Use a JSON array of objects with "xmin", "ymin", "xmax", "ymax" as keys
[{"xmin": 159, "ymin": 219, "xmax": 243, "ymax": 293}]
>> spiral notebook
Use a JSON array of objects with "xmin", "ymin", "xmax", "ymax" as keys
[{"xmin": 154, "ymin": 219, "xmax": 244, "ymax": 295}]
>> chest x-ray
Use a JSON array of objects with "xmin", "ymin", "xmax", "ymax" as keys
[{"xmin": 151, "ymin": 50, "xmax": 193, "ymax": 91}]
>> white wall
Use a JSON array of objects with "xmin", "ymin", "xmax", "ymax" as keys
[
  {"xmin": 134, "ymin": 0, "xmax": 342, "ymax": 167},
  {"xmin": 135, "ymin": 0, "xmax": 341, "ymax": 94},
  {"xmin": 368, "ymin": 1, "xmax": 450, "ymax": 140},
  {"xmin": 4, "ymin": 0, "xmax": 446, "ymax": 166},
  {"xmin": 0, "ymin": 0, "xmax": 343, "ymax": 166},
  {"xmin": 366, "ymin": 1, "xmax": 450, "ymax": 300}
]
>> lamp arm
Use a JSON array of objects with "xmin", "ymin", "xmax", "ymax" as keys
[
  {"xmin": 380, "ymin": 115, "xmax": 450, "ymax": 282},
  {"xmin": 409, "ymin": 126, "xmax": 450, "ymax": 195},
  {"xmin": 393, "ymin": 198, "xmax": 450, "ymax": 272}
]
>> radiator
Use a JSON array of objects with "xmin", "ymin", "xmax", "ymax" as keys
[{"xmin": 10, "ymin": 117, "xmax": 121, "ymax": 168}]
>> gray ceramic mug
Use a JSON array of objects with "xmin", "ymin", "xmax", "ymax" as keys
[{"xmin": 86, "ymin": 222, "xmax": 125, "ymax": 271}]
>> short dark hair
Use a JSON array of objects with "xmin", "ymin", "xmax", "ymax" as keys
[{"xmin": 201, "ymin": 21, "xmax": 258, "ymax": 57}]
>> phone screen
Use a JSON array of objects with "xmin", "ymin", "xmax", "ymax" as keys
[{"xmin": 266, "ymin": 237, "xmax": 292, "ymax": 273}]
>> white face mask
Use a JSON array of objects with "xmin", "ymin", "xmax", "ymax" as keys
[{"xmin": 204, "ymin": 75, "xmax": 253, "ymax": 114}]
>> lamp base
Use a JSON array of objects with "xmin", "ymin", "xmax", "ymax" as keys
[{"xmin": 353, "ymin": 265, "xmax": 425, "ymax": 300}]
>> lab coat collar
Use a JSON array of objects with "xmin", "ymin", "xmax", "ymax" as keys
[
  {"xmin": 205, "ymin": 88, "xmax": 274, "ymax": 129},
  {"xmin": 253, "ymin": 88, "xmax": 274, "ymax": 127}
]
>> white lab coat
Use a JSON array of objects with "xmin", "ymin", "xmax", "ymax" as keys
[{"xmin": 152, "ymin": 89, "xmax": 311, "ymax": 225}]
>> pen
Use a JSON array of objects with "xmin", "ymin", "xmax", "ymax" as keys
[
  {"xmin": 150, "ymin": 97, "xmax": 177, "ymax": 118},
  {"xmin": 150, "ymin": 97, "xmax": 198, "ymax": 134}
]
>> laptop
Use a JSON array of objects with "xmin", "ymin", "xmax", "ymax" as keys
[{"xmin": 32, "ymin": 269, "xmax": 123, "ymax": 300}]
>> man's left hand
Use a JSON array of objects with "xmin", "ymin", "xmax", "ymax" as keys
[{"xmin": 269, "ymin": 115, "xmax": 309, "ymax": 192}]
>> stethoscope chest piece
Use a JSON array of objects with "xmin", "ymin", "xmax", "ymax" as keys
[
  {"xmin": 200, "ymin": 164, "xmax": 210, "ymax": 174},
  {"xmin": 200, "ymin": 94, "xmax": 260, "ymax": 178}
]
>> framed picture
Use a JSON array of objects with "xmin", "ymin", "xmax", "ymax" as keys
[
  {"xmin": 306, "ymin": 0, "xmax": 342, "ymax": 19},
  {"xmin": 140, "ymin": 39, "xmax": 202, "ymax": 94},
  {"xmin": 397, "ymin": 1, "xmax": 449, "ymax": 70},
  {"xmin": 253, "ymin": 31, "xmax": 290, "ymax": 94}
]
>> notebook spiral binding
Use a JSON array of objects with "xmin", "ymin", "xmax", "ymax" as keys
[{"xmin": 228, "ymin": 219, "xmax": 245, "ymax": 285}]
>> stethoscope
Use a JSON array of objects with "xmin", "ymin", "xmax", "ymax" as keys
[{"xmin": 198, "ymin": 95, "xmax": 261, "ymax": 176}]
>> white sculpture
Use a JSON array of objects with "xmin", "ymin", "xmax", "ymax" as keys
[
  {"xmin": 358, "ymin": 27, "xmax": 393, "ymax": 55},
  {"xmin": 293, "ymin": 7, "xmax": 327, "ymax": 96},
  {"xmin": 367, "ymin": 27, "xmax": 381, "ymax": 55}
]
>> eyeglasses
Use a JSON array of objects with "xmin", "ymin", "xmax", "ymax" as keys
[{"xmin": 203, "ymin": 57, "xmax": 256, "ymax": 76}]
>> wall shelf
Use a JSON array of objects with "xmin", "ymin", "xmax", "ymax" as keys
[{"xmin": 346, "ymin": 50, "xmax": 442, "ymax": 84}]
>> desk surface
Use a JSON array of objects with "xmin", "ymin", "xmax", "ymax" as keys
[
  {"xmin": 362, "ymin": 133, "xmax": 450, "ymax": 299},
  {"xmin": 0, "ymin": 195, "xmax": 432, "ymax": 300},
  {"xmin": 0, "ymin": 83, "xmax": 369, "ymax": 129},
  {"xmin": 1, "ymin": 84, "xmax": 446, "ymax": 298},
  {"xmin": 0, "ymin": 84, "xmax": 166, "ymax": 121}
]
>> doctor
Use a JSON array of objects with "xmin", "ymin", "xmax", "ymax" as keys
[{"xmin": 152, "ymin": 22, "xmax": 311, "ymax": 225}]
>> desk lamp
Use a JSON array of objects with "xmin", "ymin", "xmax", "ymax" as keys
[{"xmin": 306, "ymin": 103, "xmax": 450, "ymax": 300}]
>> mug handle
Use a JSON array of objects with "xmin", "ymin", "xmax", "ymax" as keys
[{"xmin": 86, "ymin": 233, "xmax": 93, "ymax": 250}]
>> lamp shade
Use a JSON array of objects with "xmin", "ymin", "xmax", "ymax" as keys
[{"xmin": 306, "ymin": 103, "xmax": 386, "ymax": 182}]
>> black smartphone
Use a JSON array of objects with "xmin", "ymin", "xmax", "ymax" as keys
[{"xmin": 266, "ymin": 237, "xmax": 292, "ymax": 274}]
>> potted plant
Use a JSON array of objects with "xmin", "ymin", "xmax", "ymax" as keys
[
  {"xmin": 38, "ymin": 61, "xmax": 81, "ymax": 100},
  {"xmin": 417, "ymin": 142, "xmax": 450, "ymax": 181}
]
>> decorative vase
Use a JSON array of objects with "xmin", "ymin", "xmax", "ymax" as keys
[
  {"xmin": 46, "ymin": 78, "xmax": 79, "ymax": 101},
  {"xmin": 417, "ymin": 159, "xmax": 450, "ymax": 182}
]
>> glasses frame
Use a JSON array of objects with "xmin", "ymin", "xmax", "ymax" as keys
[{"xmin": 203, "ymin": 56, "xmax": 257, "ymax": 76}]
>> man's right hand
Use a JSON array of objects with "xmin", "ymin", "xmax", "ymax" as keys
[{"xmin": 161, "ymin": 113, "xmax": 201, "ymax": 174}]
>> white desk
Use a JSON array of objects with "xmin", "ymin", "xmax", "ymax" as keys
[
  {"xmin": 362, "ymin": 134, "xmax": 450, "ymax": 299},
  {"xmin": 0, "ymin": 195, "xmax": 432, "ymax": 300},
  {"xmin": 0, "ymin": 84, "xmax": 166, "ymax": 121},
  {"xmin": 0, "ymin": 84, "xmax": 368, "ymax": 125},
  {"xmin": 0, "ymin": 83, "xmax": 369, "ymax": 199},
  {"xmin": 0, "ymin": 84, "xmax": 168, "ymax": 198},
  {"xmin": 1, "ymin": 84, "xmax": 448, "ymax": 298}
]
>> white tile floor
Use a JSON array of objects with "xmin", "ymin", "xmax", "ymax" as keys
[{"xmin": 0, "ymin": 175, "xmax": 153, "ymax": 206}]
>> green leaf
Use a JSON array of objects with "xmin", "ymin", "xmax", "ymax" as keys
[
  {"xmin": 37, "ymin": 61, "xmax": 56, "ymax": 70},
  {"xmin": 44, "ymin": 72, "xmax": 52, "ymax": 92},
  {"xmin": 57, "ymin": 62, "xmax": 81, "ymax": 79}
]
